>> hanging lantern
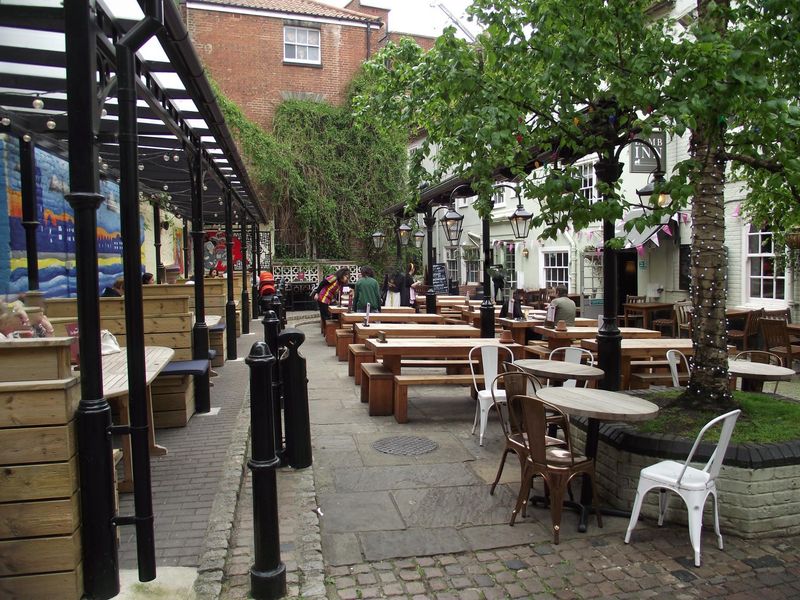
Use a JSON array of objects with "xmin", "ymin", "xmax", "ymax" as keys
[
  {"xmin": 397, "ymin": 222, "xmax": 412, "ymax": 247},
  {"xmin": 371, "ymin": 231, "xmax": 385, "ymax": 250}
]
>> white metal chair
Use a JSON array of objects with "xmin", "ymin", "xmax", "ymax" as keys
[
  {"xmin": 469, "ymin": 344, "xmax": 515, "ymax": 446},
  {"xmin": 624, "ymin": 409, "xmax": 741, "ymax": 567},
  {"xmin": 666, "ymin": 349, "xmax": 690, "ymax": 388},
  {"xmin": 548, "ymin": 346, "xmax": 595, "ymax": 388}
]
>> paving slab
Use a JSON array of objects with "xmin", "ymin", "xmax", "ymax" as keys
[
  {"xmin": 317, "ymin": 490, "xmax": 407, "ymax": 533},
  {"xmin": 393, "ymin": 484, "xmax": 519, "ymax": 528},
  {"xmin": 460, "ymin": 523, "xmax": 549, "ymax": 551},
  {"xmin": 321, "ymin": 533, "xmax": 364, "ymax": 566},
  {"xmin": 359, "ymin": 527, "xmax": 468, "ymax": 562},
  {"xmin": 333, "ymin": 462, "xmax": 481, "ymax": 492}
]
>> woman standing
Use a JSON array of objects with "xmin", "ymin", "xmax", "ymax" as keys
[{"xmin": 313, "ymin": 268, "xmax": 351, "ymax": 321}]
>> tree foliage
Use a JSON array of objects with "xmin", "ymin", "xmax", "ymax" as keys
[
  {"xmin": 213, "ymin": 73, "xmax": 408, "ymax": 263},
  {"xmin": 353, "ymin": 0, "xmax": 800, "ymax": 408}
]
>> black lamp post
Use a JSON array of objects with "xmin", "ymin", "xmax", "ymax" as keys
[
  {"xmin": 422, "ymin": 189, "xmax": 466, "ymax": 314},
  {"xmin": 594, "ymin": 138, "xmax": 667, "ymax": 392}
]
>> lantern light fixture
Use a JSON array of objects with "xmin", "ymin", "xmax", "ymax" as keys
[
  {"xmin": 371, "ymin": 230, "xmax": 386, "ymax": 250},
  {"xmin": 397, "ymin": 222, "xmax": 412, "ymax": 247}
]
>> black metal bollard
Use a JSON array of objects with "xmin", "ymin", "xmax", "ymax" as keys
[
  {"xmin": 272, "ymin": 295, "xmax": 284, "ymax": 331},
  {"xmin": 278, "ymin": 328, "xmax": 312, "ymax": 469},
  {"xmin": 246, "ymin": 342, "xmax": 287, "ymax": 599},
  {"xmin": 262, "ymin": 310, "xmax": 285, "ymax": 464}
]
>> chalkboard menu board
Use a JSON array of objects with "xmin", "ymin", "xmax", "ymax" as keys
[{"xmin": 432, "ymin": 263, "xmax": 449, "ymax": 294}]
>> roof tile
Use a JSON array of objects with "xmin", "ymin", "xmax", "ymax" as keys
[{"xmin": 196, "ymin": 0, "xmax": 383, "ymax": 24}]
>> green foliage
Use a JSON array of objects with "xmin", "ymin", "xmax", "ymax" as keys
[
  {"xmin": 637, "ymin": 390, "xmax": 800, "ymax": 444},
  {"xmin": 213, "ymin": 74, "xmax": 408, "ymax": 265}
]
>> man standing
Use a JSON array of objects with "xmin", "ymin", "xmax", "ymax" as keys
[{"xmin": 353, "ymin": 266, "xmax": 381, "ymax": 312}]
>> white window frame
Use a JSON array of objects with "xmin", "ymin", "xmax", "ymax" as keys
[
  {"xmin": 463, "ymin": 247, "xmax": 481, "ymax": 283},
  {"xmin": 577, "ymin": 159, "xmax": 600, "ymax": 203},
  {"xmin": 746, "ymin": 228, "xmax": 786, "ymax": 302},
  {"xmin": 446, "ymin": 247, "xmax": 460, "ymax": 283},
  {"xmin": 541, "ymin": 247, "xmax": 571, "ymax": 290},
  {"xmin": 284, "ymin": 25, "xmax": 321, "ymax": 65},
  {"xmin": 491, "ymin": 188, "xmax": 506, "ymax": 209},
  {"xmin": 502, "ymin": 244, "xmax": 516, "ymax": 291}
]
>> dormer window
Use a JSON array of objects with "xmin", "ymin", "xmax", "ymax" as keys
[{"xmin": 284, "ymin": 25, "xmax": 321, "ymax": 65}]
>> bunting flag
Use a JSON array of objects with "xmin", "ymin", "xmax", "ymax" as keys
[
  {"xmin": 732, "ymin": 203, "xmax": 741, "ymax": 217},
  {"xmin": 636, "ymin": 245, "xmax": 646, "ymax": 257},
  {"xmin": 651, "ymin": 235, "xmax": 660, "ymax": 247},
  {"xmin": 681, "ymin": 213, "xmax": 690, "ymax": 224},
  {"xmin": 661, "ymin": 224, "xmax": 673, "ymax": 236}
]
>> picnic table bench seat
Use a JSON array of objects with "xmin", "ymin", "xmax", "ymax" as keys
[
  {"xmin": 393, "ymin": 373, "xmax": 484, "ymax": 424},
  {"xmin": 208, "ymin": 322, "xmax": 226, "ymax": 367}
]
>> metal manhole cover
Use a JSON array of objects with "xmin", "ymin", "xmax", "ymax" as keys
[{"xmin": 372, "ymin": 436, "xmax": 439, "ymax": 456}]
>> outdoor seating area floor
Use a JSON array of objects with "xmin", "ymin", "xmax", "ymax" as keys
[{"xmin": 115, "ymin": 316, "xmax": 800, "ymax": 599}]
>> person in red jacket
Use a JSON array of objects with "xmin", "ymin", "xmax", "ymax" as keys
[{"xmin": 313, "ymin": 268, "xmax": 350, "ymax": 321}]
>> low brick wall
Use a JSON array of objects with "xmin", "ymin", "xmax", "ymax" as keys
[{"xmin": 570, "ymin": 420, "xmax": 800, "ymax": 539}]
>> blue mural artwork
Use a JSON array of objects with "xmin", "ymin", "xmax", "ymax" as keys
[{"xmin": 0, "ymin": 135, "xmax": 126, "ymax": 299}]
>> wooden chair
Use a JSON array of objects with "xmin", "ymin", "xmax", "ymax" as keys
[
  {"xmin": 652, "ymin": 308, "xmax": 676, "ymax": 337},
  {"xmin": 508, "ymin": 394, "xmax": 602, "ymax": 543},
  {"xmin": 674, "ymin": 301, "xmax": 693, "ymax": 338},
  {"xmin": 728, "ymin": 308, "xmax": 763, "ymax": 351},
  {"xmin": 624, "ymin": 295, "xmax": 646, "ymax": 327},
  {"xmin": 759, "ymin": 317, "xmax": 800, "ymax": 370}
]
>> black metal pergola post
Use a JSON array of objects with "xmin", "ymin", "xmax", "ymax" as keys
[
  {"xmin": 240, "ymin": 213, "xmax": 250, "ymax": 334},
  {"xmin": 224, "ymin": 189, "xmax": 237, "ymax": 358},
  {"xmin": 19, "ymin": 136, "xmax": 40, "ymax": 291},
  {"xmin": 64, "ymin": 0, "xmax": 118, "ymax": 596},
  {"xmin": 153, "ymin": 201, "xmax": 163, "ymax": 283},
  {"xmin": 114, "ymin": 9, "xmax": 164, "ymax": 580},
  {"xmin": 424, "ymin": 208, "xmax": 437, "ymax": 314},
  {"xmin": 190, "ymin": 149, "xmax": 211, "ymax": 413},
  {"xmin": 183, "ymin": 216, "xmax": 191, "ymax": 279},
  {"xmin": 480, "ymin": 214, "xmax": 495, "ymax": 338},
  {"xmin": 252, "ymin": 221, "xmax": 260, "ymax": 319}
]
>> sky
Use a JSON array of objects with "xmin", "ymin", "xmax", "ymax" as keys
[{"xmin": 325, "ymin": 1, "xmax": 481, "ymax": 39}]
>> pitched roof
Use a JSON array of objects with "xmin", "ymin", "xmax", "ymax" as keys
[{"xmin": 195, "ymin": 0, "xmax": 383, "ymax": 24}]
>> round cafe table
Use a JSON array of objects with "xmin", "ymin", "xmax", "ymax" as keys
[
  {"xmin": 535, "ymin": 387, "xmax": 659, "ymax": 532},
  {"xmin": 728, "ymin": 359, "xmax": 795, "ymax": 392},
  {"xmin": 515, "ymin": 359, "xmax": 604, "ymax": 384}
]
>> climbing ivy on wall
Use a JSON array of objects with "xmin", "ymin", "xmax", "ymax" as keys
[{"xmin": 213, "ymin": 73, "xmax": 408, "ymax": 266}]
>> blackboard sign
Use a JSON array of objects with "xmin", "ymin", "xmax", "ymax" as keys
[{"xmin": 432, "ymin": 263, "xmax": 449, "ymax": 294}]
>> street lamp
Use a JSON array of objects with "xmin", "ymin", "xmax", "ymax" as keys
[
  {"xmin": 422, "ymin": 188, "xmax": 467, "ymax": 314},
  {"xmin": 413, "ymin": 230, "xmax": 425, "ymax": 249},
  {"xmin": 594, "ymin": 137, "xmax": 668, "ymax": 393},
  {"xmin": 636, "ymin": 171, "xmax": 670, "ymax": 207},
  {"xmin": 397, "ymin": 222, "xmax": 413, "ymax": 247},
  {"xmin": 494, "ymin": 183, "xmax": 534, "ymax": 240},
  {"xmin": 440, "ymin": 203, "xmax": 465, "ymax": 245},
  {"xmin": 371, "ymin": 230, "xmax": 385, "ymax": 250}
]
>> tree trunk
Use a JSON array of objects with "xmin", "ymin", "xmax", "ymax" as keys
[{"xmin": 681, "ymin": 120, "xmax": 735, "ymax": 409}]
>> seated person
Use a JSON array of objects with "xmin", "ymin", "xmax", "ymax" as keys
[
  {"xmin": 101, "ymin": 277, "xmax": 124, "ymax": 297},
  {"xmin": 550, "ymin": 285, "xmax": 576, "ymax": 326},
  {"xmin": 499, "ymin": 289, "xmax": 525, "ymax": 319},
  {"xmin": 142, "ymin": 272, "xmax": 154, "ymax": 285}
]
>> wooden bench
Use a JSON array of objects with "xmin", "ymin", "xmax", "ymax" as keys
[
  {"xmin": 336, "ymin": 329, "xmax": 353, "ymax": 362},
  {"xmin": 360, "ymin": 363, "xmax": 394, "ymax": 416},
  {"xmin": 324, "ymin": 319, "xmax": 340, "ymax": 346},
  {"xmin": 348, "ymin": 344, "xmax": 374, "ymax": 383},
  {"xmin": 393, "ymin": 373, "xmax": 483, "ymax": 424},
  {"xmin": 630, "ymin": 372, "xmax": 688, "ymax": 388}
]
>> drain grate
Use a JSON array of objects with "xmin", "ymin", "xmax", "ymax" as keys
[{"xmin": 372, "ymin": 435, "xmax": 439, "ymax": 456}]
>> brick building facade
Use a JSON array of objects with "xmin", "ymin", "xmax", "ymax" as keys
[{"xmin": 184, "ymin": 0, "xmax": 385, "ymax": 129}]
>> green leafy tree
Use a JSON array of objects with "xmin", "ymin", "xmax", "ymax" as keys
[
  {"xmin": 214, "ymin": 73, "xmax": 408, "ymax": 268},
  {"xmin": 353, "ymin": 0, "xmax": 800, "ymax": 409}
]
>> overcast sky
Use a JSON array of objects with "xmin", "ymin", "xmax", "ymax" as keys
[{"xmin": 325, "ymin": 1, "xmax": 481, "ymax": 39}]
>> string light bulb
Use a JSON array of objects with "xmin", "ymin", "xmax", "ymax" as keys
[
  {"xmin": 46, "ymin": 119, "xmax": 56, "ymax": 130},
  {"xmin": 32, "ymin": 97, "xmax": 44, "ymax": 110},
  {"xmin": 22, "ymin": 133, "xmax": 31, "ymax": 142},
  {"xmin": 138, "ymin": 163, "xmax": 144, "ymax": 171},
  {"xmin": 163, "ymin": 184, "xmax": 169, "ymax": 191},
  {"xmin": 172, "ymin": 154, "xmax": 180, "ymax": 162},
  {"xmin": 101, "ymin": 108, "xmax": 107, "ymax": 117},
  {"xmin": 163, "ymin": 154, "xmax": 170, "ymax": 161},
  {"xmin": 1, "ymin": 117, "xmax": 11, "ymax": 126}
]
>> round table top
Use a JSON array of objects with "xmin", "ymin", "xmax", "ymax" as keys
[
  {"xmin": 728, "ymin": 360, "xmax": 796, "ymax": 381},
  {"xmin": 515, "ymin": 359, "xmax": 604, "ymax": 381},
  {"xmin": 536, "ymin": 387, "xmax": 660, "ymax": 422}
]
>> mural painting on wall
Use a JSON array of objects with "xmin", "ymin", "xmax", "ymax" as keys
[
  {"xmin": 172, "ymin": 226, "xmax": 184, "ymax": 274},
  {"xmin": 1, "ymin": 135, "xmax": 126, "ymax": 299},
  {"xmin": 203, "ymin": 230, "xmax": 241, "ymax": 274}
]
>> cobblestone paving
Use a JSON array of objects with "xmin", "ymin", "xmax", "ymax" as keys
[{"xmin": 319, "ymin": 531, "xmax": 800, "ymax": 599}]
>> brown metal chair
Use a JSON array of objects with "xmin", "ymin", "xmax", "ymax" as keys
[
  {"xmin": 508, "ymin": 394, "xmax": 602, "ymax": 543},
  {"xmin": 728, "ymin": 308, "xmax": 763, "ymax": 351},
  {"xmin": 759, "ymin": 317, "xmax": 800, "ymax": 371},
  {"xmin": 489, "ymin": 366, "xmax": 565, "ymax": 495}
]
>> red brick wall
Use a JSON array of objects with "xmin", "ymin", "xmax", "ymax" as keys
[
  {"xmin": 187, "ymin": 7, "xmax": 383, "ymax": 129},
  {"xmin": 382, "ymin": 31, "xmax": 436, "ymax": 51}
]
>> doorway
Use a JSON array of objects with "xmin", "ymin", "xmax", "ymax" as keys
[{"xmin": 617, "ymin": 249, "xmax": 638, "ymax": 314}]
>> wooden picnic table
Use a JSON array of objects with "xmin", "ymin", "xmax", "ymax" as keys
[
  {"xmin": 622, "ymin": 302, "xmax": 674, "ymax": 328},
  {"xmin": 579, "ymin": 337, "xmax": 694, "ymax": 389},
  {"xmin": 532, "ymin": 326, "xmax": 661, "ymax": 350},
  {"xmin": 330, "ymin": 305, "xmax": 415, "ymax": 315},
  {"xmin": 353, "ymin": 323, "xmax": 479, "ymax": 343},
  {"xmin": 365, "ymin": 337, "xmax": 523, "ymax": 375},
  {"xmin": 340, "ymin": 312, "xmax": 445, "ymax": 325},
  {"xmin": 102, "ymin": 346, "xmax": 174, "ymax": 492},
  {"xmin": 498, "ymin": 317, "xmax": 599, "ymax": 346}
]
